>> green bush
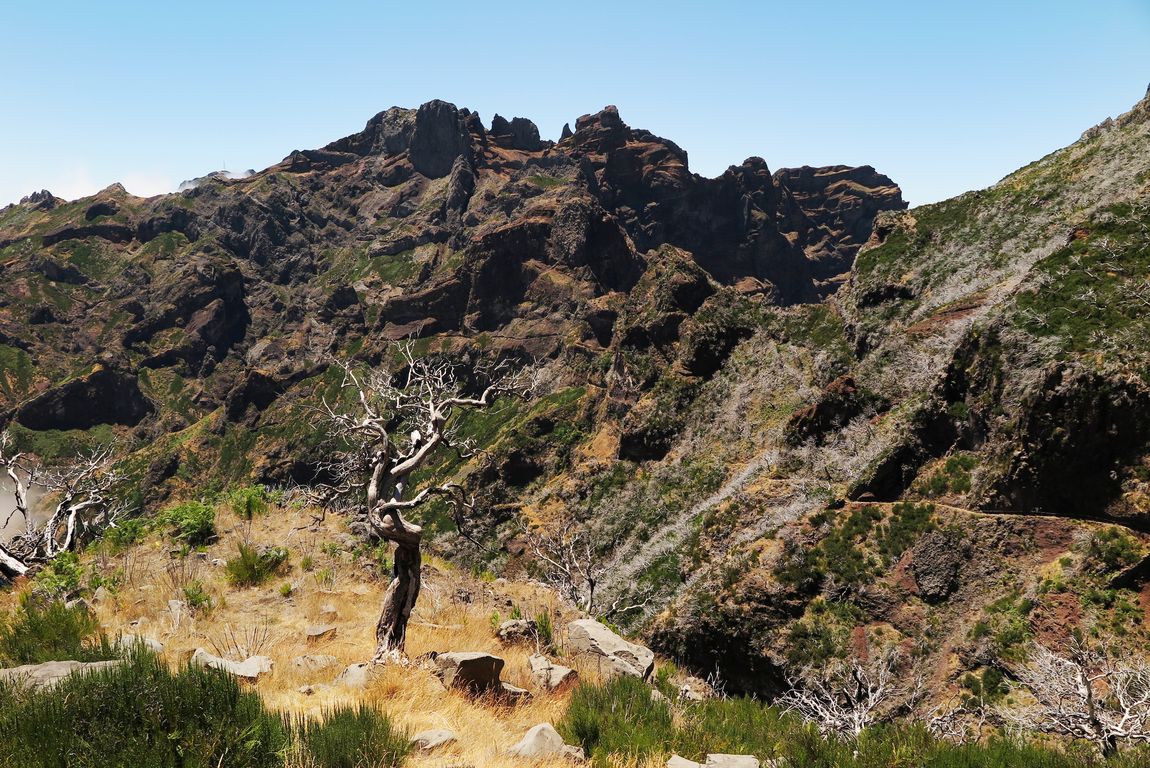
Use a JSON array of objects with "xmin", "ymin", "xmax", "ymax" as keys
[
  {"xmin": 0, "ymin": 649, "xmax": 287, "ymax": 768},
  {"xmin": 103, "ymin": 516, "xmax": 149, "ymax": 551},
  {"xmin": 292, "ymin": 704, "xmax": 411, "ymax": 768},
  {"xmin": 158, "ymin": 501, "xmax": 216, "ymax": 546},
  {"xmin": 183, "ymin": 580, "xmax": 212, "ymax": 611},
  {"xmin": 0, "ymin": 596, "xmax": 118, "ymax": 666},
  {"xmin": 1086, "ymin": 528, "xmax": 1142, "ymax": 573},
  {"xmin": 535, "ymin": 610, "xmax": 554, "ymax": 648},
  {"xmin": 229, "ymin": 484, "xmax": 273, "ymax": 520},
  {"xmin": 558, "ymin": 675, "xmax": 674, "ymax": 762},
  {"xmin": 31, "ymin": 552, "xmax": 84, "ymax": 598},
  {"xmin": 225, "ymin": 543, "xmax": 289, "ymax": 587}
]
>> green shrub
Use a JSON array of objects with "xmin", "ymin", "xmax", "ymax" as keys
[
  {"xmin": 292, "ymin": 704, "xmax": 411, "ymax": 768},
  {"xmin": 558, "ymin": 675, "xmax": 674, "ymax": 762},
  {"xmin": 225, "ymin": 543, "xmax": 289, "ymax": 587},
  {"xmin": 157, "ymin": 501, "xmax": 216, "ymax": 546},
  {"xmin": 0, "ymin": 597, "xmax": 118, "ymax": 666},
  {"xmin": 183, "ymin": 580, "xmax": 212, "ymax": 612},
  {"xmin": 554, "ymin": 677, "xmax": 1150, "ymax": 767},
  {"xmin": 0, "ymin": 648, "xmax": 287, "ymax": 768},
  {"xmin": 103, "ymin": 517, "xmax": 149, "ymax": 550},
  {"xmin": 31, "ymin": 552, "xmax": 84, "ymax": 598},
  {"xmin": 229, "ymin": 485, "xmax": 272, "ymax": 520},
  {"xmin": 1086, "ymin": 528, "xmax": 1142, "ymax": 573},
  {"xmin": 875, "ymin": 502, "xmax": 936, "ymax": 564},
  {"xmin": 535, "ymin": 610, "xmax": 554, "ymax": 648}
]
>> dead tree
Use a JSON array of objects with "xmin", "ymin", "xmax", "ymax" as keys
[
  {"xmin": 522, "ymin": 518, "xmax": 652, "ymax": 620},
  {"xmin": 1001, "ymin": 639, "xmax": 1150, "ymax": 757},
  {"xmin": 0, "ymin": 431, "xmax": 124, "ymax": 580},
  {"xmin": 777, "ymin": 651, "xmax": 908, "ymax": 739},
  {"xmin": 317, "ymin": 347, "xmax": 538, "ymax": 664}
]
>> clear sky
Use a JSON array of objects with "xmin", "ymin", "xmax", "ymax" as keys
[{"xmin": 2, "ymin": 1, "xmax": 1148, "ymax": 208}]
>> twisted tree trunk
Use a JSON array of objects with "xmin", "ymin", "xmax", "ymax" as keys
[{"xmin": 372, "ymin": 510, "xmax": 423, "ymax": 663}]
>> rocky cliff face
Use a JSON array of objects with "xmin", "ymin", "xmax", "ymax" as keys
[
  {"xmin": 5, "ymin": 93, "xmax": 1149, "ymax": 706},
  {"xmin": 0, "ymin": 99, "xmax": 902, "ymax": 454}
]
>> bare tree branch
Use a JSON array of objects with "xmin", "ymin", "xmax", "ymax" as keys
[
  {"xmin": 777, "ymin": 651, "xmax": 910, "ymax": 740},
  {"xmin": 1000, "ymin": 638, "xmax": 1150, "ymax": 757}
]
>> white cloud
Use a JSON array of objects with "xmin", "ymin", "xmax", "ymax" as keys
[{"xmin": 120, "ymin": 170, "xmax": 174, "ymax": 199}]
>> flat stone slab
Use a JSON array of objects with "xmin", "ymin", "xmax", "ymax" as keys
[
  {"xmin": 306, "ymin": 624, "xmax": 338, "ymax": 642},
  {"xmin": 191, "ymin": 648, "xmax": 272, "ymax": 680},
  {"xmin": 668, "ymin": 757, "xmax": 703, "ymax": 768},
  {"xmin": 0, "ymin": 659, "xmax": 123, "ymax": 690},
  {"xmin": 668, "ymin": 756, "xmax": 761, "ymax": 768},
  {"xmin": 706, "ymin": 756, "xmax": 760, "ymax": 768}
]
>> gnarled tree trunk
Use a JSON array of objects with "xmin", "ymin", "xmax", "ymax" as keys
[{"xmin": 372, "ymin": 511, "xmax": 423, "ymax": 663}]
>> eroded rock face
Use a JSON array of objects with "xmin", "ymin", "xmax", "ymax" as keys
[
  {"xmin": 910, "ymin": 529, "xmax": 967, "ymax": 602},
  {"xmin": 16, "ymin": 366, "xmax": 152, "ymax": 430},
  {"xmin": 566, "ymin": 619, "xmax": 654, "ymax": 679},
  {"xmin": 988, "ymin": 366, "xmax": 1150, "ymax": 525}
]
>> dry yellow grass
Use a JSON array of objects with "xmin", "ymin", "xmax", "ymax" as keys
[{"xmin": 0, "ymin": 500, "xmax": 608, "ymax": 767}]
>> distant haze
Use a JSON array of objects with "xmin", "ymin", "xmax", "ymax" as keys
[{"xmin": 0, "ymin": 474, "xmax": 44, "ymax": 542}]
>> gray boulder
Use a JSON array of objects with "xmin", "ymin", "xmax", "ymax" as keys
[
  {"xmin": 668, "ymin": 757, "xmax": 703, "ymax": 768},
  {"xmin": 0, "ymin": 659, "xmax": 123, "ymax": 691},
  {"xmin": 433, "ymin": 651, "xmax": 504, "ymax": 691},
  {"xmin": 190, "ymin": 648, "xmax": 272, "ymax": 680},
  {"xmin": 566, "ymin": 619, "xmax": 655, "ymax": 679},
  {"xmin": 305, "ymin": 624, "xmax": 338, "ymax": 643},
  {"xmin": 115, "ymin": 634, "xmax": 164, "ymax": 653},
  {"xmin": 500, "ymin": 681, "xmax": 533, "ymax": 703},
  {"xmin": 507, "ymin": 723, "xmax": 584, "ymax": 760},
  {"xmin": 335, "ymin": 662, "xmax": 376, "ymax": 689},
  {"xmin": 529, "ymin": 653, "xmax": 578, "ymax": 692},
  {"xmin": 910, "ymin": 529, "xmax": 966, "ymax": 602},
  {"xmin": 292, "ymin": 654, "xmax": 341, "ymax": 675},
  {"xmin": 705, "ymin": 756, "xmax": 760, "ymax": 768},
  {"xmin": 497, "ymin": 619, "xmax": 537, "ymax": 644},
  {"xmin": 412, "ymin": 728, "xmax": 457, "ymax": 750},
  {"xmin": 669, "ymin": 757, "xmax": 762, "ymax": 768}
]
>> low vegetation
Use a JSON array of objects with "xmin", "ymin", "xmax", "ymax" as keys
[
  {"xmin": 0, "ymin": 597, "xmax": 117, "ymax": 666},
  {"xmin": 558, "ymin": 676, "xmax": 1150, "ymax": 768}
]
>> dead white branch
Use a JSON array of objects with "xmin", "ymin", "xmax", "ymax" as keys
[
  {"xmin": 777, "ymin": 651, "xmax": 908, "ymax": 740},
  {"xmin": 1001, "ymin": 639, "xmax": 1150, "ymax": 757}
]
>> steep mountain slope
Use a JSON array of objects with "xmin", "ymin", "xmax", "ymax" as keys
[
  {"xmin": 645, "ymin": 88, "xmax": 1150, "ymax": 696},
  {"xmin": 4, "ymin": 89, "xmax": 1149, "ymax": 707}
]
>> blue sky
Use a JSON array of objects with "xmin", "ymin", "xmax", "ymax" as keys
[{"xmin": 1, "ymin": 1, "xmax": 1147, "ymax": 207}]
